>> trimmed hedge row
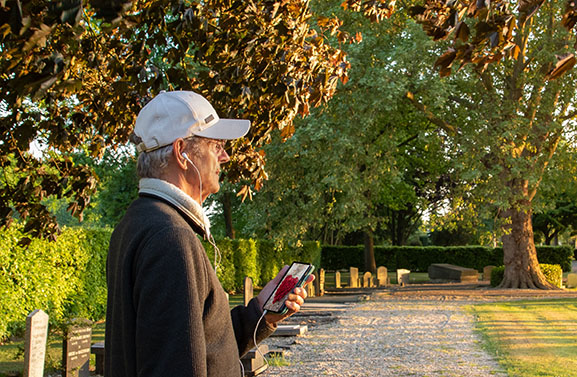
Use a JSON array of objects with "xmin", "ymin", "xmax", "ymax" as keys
[
  {"xmin": 321, "ymin": 245, "xmax": 574, "ymax": 272},
  {"xmin": 202, "ymin": 239, "xmax": 321, "ymax": 293},
  {"xmin": 0, "ymin": 225, "xmax": 321, "ymax": 341},
  {"xmin": 0, "ymin": 225, "xmax": 110, "ymax": 342},
  {"xmin": 2, "ymin": 222, "xmax": 571, "ymax": 343}
]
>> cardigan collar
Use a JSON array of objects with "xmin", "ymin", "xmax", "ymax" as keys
[{"xmin": 138, "ymin": 178, "xmax": 211, "ymax": 238}]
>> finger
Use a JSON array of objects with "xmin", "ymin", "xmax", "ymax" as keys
[
  {"xmin": 286, "ymin": 292, "xmax": 304, "ymax": 306},
  {"xmin": 293, "ymin": 287, "xmax": 307, "ymax": 300},
  {"xmin": 285, "ymin": 299, "xmax": 301, "ymax": 312},
  {"xmin": 305, "ymin": 274, "xmax": 315, "ymax": 284}
]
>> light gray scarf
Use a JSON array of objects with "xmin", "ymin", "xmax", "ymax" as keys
[{"xmin": 139, "ymin": 178, "xmax": 211, "ymax": 238}]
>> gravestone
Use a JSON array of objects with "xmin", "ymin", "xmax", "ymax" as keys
[
  {"xmin": 377, "ymin": 266, "xmax": 388, "ymax": 287},
  {"xmin": 362, "ymin": 272, "xmax": 373, "ymax": 288},
  {"xmin": 90, "ymin": 342, "xmax": 104, "ymax": 376},
  {"xmin": 24, "ymin": 309, "xmax": 49, "ymax": 377},
  {"xmin": 428, "ymin": 264, "xmax": 478, "ymax": 283},
  {"xmin": 397, "ymin": 269, "xmax": 410, "ymax": 286},
  {"xmin": 62, "ymin": 320, "xmax": 92, "ymax": 377},
  {"xmin": 271, "ymin": 324, "xmax": 308, "ymax": 337},
  {"xmin": 567, "ymin": 273, "xmax": 577, "ymax": 288},
  {"xmin": 244, "ymin": 277, "xmax": 253, "ymax": 306},
  {"xmin": 349, "ymin": 267, "xmax": 359, "ymax": 288},
  {"xmin": 306, "ymin": 277, "xmax": 315, "ymax": 297},
  {"xmin": 335, "ymin": 271, "xmax": 341, "ymax": 288},
  {"xmin": 483, "ymin": 265, "xmax": 496, "ymax": 281},
  {"xmin": 316, "ymin": 269, "xmax": 325, "ymax": 296},
  {"xmin": 241, "ymin": 344, "xmax": 269, "ymax": 376}
]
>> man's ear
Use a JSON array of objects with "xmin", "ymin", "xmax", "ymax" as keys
[{"xmin": 172, "ymin": 138, "xmax": 188, "ymax": 170}]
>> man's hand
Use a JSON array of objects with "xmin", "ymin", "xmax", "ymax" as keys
[{"xmin": 257, "ymin": 265, "xmax": 315, "ymax": 325}]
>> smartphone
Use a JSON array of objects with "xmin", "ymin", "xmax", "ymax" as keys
[{"xmin": 262, "ymin": 262, "xmax": 314, "ymax": 314}]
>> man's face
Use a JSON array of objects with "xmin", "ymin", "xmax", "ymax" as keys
[{"xmin": 187, "ymin": 138, "xmax": 229, "ymax": 202}]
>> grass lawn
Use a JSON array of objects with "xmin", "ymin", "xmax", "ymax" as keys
[{"xmin": 469, "ymin": 298, "xmax": 577, "ymax": 377}]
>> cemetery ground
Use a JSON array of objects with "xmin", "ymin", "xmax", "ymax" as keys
[
  {"xmin": 261, "ymin": 281, "xmax": 577, "ymax": 377},
  {"xmin": 1, "ymin": 272, "xmax": 577, "ymax": 376}
]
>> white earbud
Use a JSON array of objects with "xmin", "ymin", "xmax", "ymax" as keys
[{"xmin": 181, "ymin": 152, "xmax": 194, "ymax": 167}]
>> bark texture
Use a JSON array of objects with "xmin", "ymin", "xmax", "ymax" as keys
[
  {"xmin": 499, "ymin": 206, "xmax": 557, "ymax": 289},
  {"xmin": 364, "ymin": 229, "xmax": 376, "ymax": 274}
]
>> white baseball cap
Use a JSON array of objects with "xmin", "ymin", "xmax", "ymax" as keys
[{"xmin": 134, "ymin": 90, "xmax": 251, "ymax": 152}]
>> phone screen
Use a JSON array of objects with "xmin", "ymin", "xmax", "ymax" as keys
[{"xmin": 262, "ymin": 262, "xmax": 313, "ymax": 314}]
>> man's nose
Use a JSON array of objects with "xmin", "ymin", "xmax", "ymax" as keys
[{"xmin": 219, "ymin": 149, "xmax": 230, "ymax": 163}]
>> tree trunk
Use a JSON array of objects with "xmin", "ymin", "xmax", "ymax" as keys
[
  {"xmin": 364, "ymin": 229, "xmax": 376, "ymax": 274},
  {"xmin": 499, "ymin": 206, "xmax": 557, "ymax": 289},
  {"xmin": 222, "ymin": 192, "xmax": 235, "ymax": 239}
]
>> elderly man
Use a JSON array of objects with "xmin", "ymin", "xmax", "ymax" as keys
[{"xmin": 105, "ymin": 91, "xmax": 312, "ymax": 377}]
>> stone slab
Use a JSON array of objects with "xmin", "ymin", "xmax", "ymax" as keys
[
  {"xmin": 567, "ymin": 273, "xmax": 577, "ymax": 288},
  {"xmin": 270, "ymin": 324, "xmax": 308, "ymax": 337},
  {"xmin": 244, "ymin": 277, "xmax": 253, "ymax": 306},
  {"xmin": 397, "ymin": 269, "xmax": 410, "ymax": 286},
  {"xmin": 241, "ymin": 353, "xmax": 265, "ymax": 370},
  {"xmin": 62, "ymin": 321, "xmax": 92, "ymax": 377},
  {"xmin": 244, "ymin": 362, "xmax": 267, "ymax": 377},
  {"xmin": 90, "ymin": 342, "xmax": 104, "ymax": 375},
  {"xmin": 483, "ymin": 265, "xmax": 496, "ymax": 281},
  {"xmin": 377, "ymin": 266, "xmax": 388, "ymax": 287},
  {"xmin": 428, "ymin": 263, "xmax": 479, "ymax": 282},
  {"xmin": 243, "ymin": 345, "xmax": 269, "ymax": 359},
  {"xmin": 362, "ymin": 272, "xmax": 373, "ymax": 288},
  {"xmin": 24, "ymin": 309, "xmax": 49, "ymax": 377},
  {"xmin": 349, "ymin": 267, "xmax": 359, "ymax": 288}
]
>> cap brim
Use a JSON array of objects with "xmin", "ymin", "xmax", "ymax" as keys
[{"xmin": 192, "ymin": 119, "xmax": 250, "ymax": 140}]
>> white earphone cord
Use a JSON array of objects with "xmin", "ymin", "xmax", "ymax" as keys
[
  {"xmin": 183, "ymin": 151, "xmax": 242, "ymax": 374},
  {"xmin": 254, "ymin": 310, "xmax": 269, "ymax": 369},
  {"xmin": 182, "ymin": 152, "xmax": 221, "ymax": 272}
]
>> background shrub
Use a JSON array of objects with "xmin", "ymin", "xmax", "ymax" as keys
[
  {"xmin": 321, "ymin": 245, "xmax": 573, "ymax": 272},
  {"xmin": 0, "ymin": 225, "xmax": 111, "ymax": 342},
  {"xmin": 490, "ymin": 266, "xmax": 505, "ymax": 287},
  {"xmin": 540, "ymin": 264, "xmax": 563, "ymax": 288},
  {"xmin": 203, "ymin": 239, "xmax": 321, "ymax": 293},
  {"xmin": 3, "ymin": 221, "xmax": 568, "ymax": 343},
  {"xmin": 0, "ymin": 227, "xmax": 321, "ymax": 341},
  {"xmin": 490, "ymin": 264, "xmax": 563, "ymax": 288}
]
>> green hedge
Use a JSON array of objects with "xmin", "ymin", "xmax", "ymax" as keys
[
  {"xmin": 203, "ymin": 239, "xmax": 321, "ymax": 293},
  {"xmin": 490, "ymin": 264, "xmax": 563, "ymax": 288},
  {"xmin": 321, "ymin": 245, "xmax": 573, "ymax": 272},
  {"xmin": 0, "ymin": 225, "xmax": 321, "ymax": 341},
  {"xmin": 0, "ymin": 225, "xmax": 110, "ymax": 342},
  {"xmin": 10, "ymin": 223, "xmax": 572, "ymax": 342}
]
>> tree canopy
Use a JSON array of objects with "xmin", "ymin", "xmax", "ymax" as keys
[
  {"xmin": 406, "ymin": 0, "xmax": 577, "ymax": 288},
  {"xmin": 208, "ymin": 6, "xmax": 456, "ymax": 259},
  {"xmin": 0, "ymin": 0, "xmax": 349, "ymax": 239}
]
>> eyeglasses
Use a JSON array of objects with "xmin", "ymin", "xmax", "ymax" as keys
[{"xmin": 207, "ymin": 139, "xmax": 227, "ymax": 154}]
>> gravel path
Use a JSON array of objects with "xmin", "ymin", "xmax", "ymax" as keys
[{"xmin": 262, "ymin": 292, "xmax": 507, "ymax": 377}]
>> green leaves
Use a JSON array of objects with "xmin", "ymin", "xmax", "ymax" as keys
[{"xmin": 1, "ymin": 0, "xmax": 350, "ymax": 238}]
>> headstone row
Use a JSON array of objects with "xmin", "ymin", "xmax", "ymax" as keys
[{"xmin": 24, "ymin": 310, "xmax": 92, "ymax": 377}]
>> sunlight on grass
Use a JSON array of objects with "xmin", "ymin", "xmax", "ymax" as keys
[
  {"xmin": 469, "ymin": 299, "xmax": 577, "ymax": 377},
  {"xmin": 267, "ymin": 353, "xmax": 290, "ymax": 367}
]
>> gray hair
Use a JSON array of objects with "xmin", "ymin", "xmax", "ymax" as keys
[{"xmin": 134, "ymin": 135, "xmax": 202, "ymax": 179}]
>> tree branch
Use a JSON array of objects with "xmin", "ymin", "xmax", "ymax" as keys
[{"xmin": 405, "ymin": 91, "xmax": 457, "ymax": 135}]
